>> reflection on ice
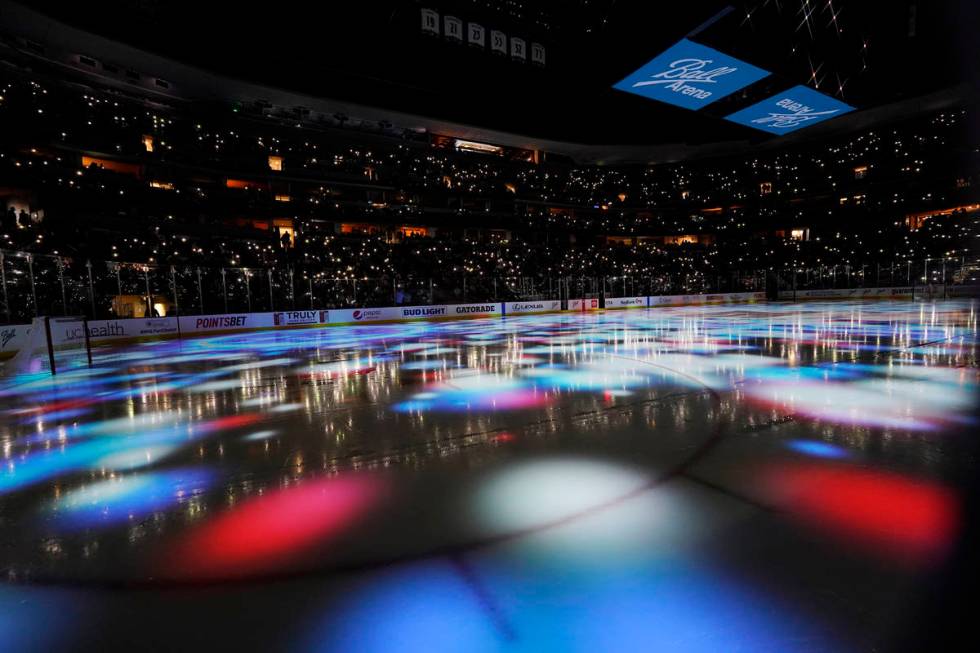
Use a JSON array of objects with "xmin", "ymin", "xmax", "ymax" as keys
[{"xmin": 0, "ymin": 299, "xmax": 974, "ymax": 649}]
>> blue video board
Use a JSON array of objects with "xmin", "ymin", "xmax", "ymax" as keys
[
  {"xmin": 613, "ymin": 38, "xmax": 770, "ymax": 110},
  {"xmin": 725, "ymin": 85, "xmax": 855, "ymax": 134}
]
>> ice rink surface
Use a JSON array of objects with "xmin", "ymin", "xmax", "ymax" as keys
[{"xmin": 1, "ymin": 300, "xmax": 977, "ymax": 652}]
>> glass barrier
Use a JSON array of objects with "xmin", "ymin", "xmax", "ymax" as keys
[{"xmin": 0, "ymin": 248, "xmax": 977, "ymax": 325}]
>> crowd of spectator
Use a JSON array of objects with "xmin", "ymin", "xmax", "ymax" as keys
[{"xmin": 0, "ymin": 61, "xmax": 977, "ymax": 321}]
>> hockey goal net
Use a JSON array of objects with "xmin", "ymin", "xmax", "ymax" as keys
[{"xmin": 3, "ymin": 316, "xmax": 93, "ymax": 376}]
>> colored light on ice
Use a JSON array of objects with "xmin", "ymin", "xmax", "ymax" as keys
[
  {"xmin": 93, "ymin": 444, "xmax": 180, "ymax": 471},
  {"xmin": 603, "ymin": 389, "xmax": 634, "ymax": 398},
  {"xmin": 0, "ymin": 586, "xmax": 80, "ymax": 651},
  {"xmin": 784, "ymin": 439, "xmax": 851, "ymax": 460},
  {"xmin": 303, "ymin": 559, "xmax": 839, "ymax": 653},
  {"xmin": 243, "ymin": 430, "xmax": 280, "ymax": 442},
  {"xmin": 185, "ymin": 379, "xmax": 245, "ymax": 393},
  {"xmin": 413, "ymin": 347, "xmax": 457, "ymax": 356},
  {"xmin": 401, "ymin": 360, "xmax": 450, "ymax": 370},
  {"xmin": 394, "ymin": 374, "xmax": 549, "ymax": 412},
  {"xmin": 744, "ymin": 376, "xmax": 976, "ymax": 431},
  {"xmin": 162, "ymin": 473, "xmax": 385, "ymax": 579},
  {"xmin": 470, "ymin": 457, "xmax": 650, "ymax": 537},
  {"xmin": 1, "ymin": 413, "xmax": 261, "ymax": 495},
  {"xmin": 302, "ymin": 561, "xmax": 500, "ymax": 652},
  {"xmin": 45, "ymin": 468, "xmax": 213, "ymax": 530},
  {"xmin": 762, "ymin": 463, "xmax": 959, "ymax": 562},
  {"xmin": 300, "ymin": 360, "xmax": 377, "ymax": 377}
]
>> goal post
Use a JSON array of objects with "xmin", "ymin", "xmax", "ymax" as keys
[
  {"xmin": 2, "ymin": 316, "xmax": 93, "ymax": 376},
  {"xmin": 44, "ymin": 316, "xmax": 94, "ymax": 374}
]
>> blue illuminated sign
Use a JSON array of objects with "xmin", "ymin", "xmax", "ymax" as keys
[
  {"xmin": 725, "ymin": 85, "xmax": 854, "ymax": 134},
  {"xmin": 613, "ymin": 38, "xmax": 769, "ymax": 110}
]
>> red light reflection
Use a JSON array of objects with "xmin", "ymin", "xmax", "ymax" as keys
[
  {"xmin": 763, "ymin": 463, "xmax": 959, "ymax": 563},
  {"xmin": 163, "ymin": 473, "xmax": 384, "ymax": 579}
]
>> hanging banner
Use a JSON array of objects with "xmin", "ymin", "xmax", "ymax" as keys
[
  {"xmin": 420, "ymin": 8, "xmax": 440, "ymax": 35},
  {"xmin": 490, "ymin": 30, "xmax": 507, "ymax": 55},
  {"xmin": 531, "ymin": 42, "xmax": 546, "ymax": 66},
  {"xmin": 613, "ymin": 38, "xmax": 769, "ymax": 110},
  {"xmin": 510, "ymin": 37, "xmax": 526, "ymax": 61},
  {"xmin": 725, "ymin": 85, "xmax": 854, "ymax": 134},
  {"xmin": 468, "ymin": 23, "xmax": 486, "ymax": 47},
  {"xmin": 444, "ymin": 16, "xmax": 463, "ymax": 42}
]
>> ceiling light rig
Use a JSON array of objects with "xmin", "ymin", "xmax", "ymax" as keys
[
  {"xmin": 734, "ymin": 0, "xmax": 869, "ymax": 102},
  {"xmin": 825, "ymin": 0, "xmax": 843, "ymax": 36},
  {"xmin": 807, "ymin": 54, "xmax": 825, "ymax": 90},
  {"xmin": 796, "ymin": 0, "xmax": 817, "ymax": 39}
]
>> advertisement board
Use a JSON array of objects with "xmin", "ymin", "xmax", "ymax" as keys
[
  {"xmin": 701, "ymin": 292, "xmax": 765, "ymax": 303},
  {"xmin": 568, "ymin": 298, "xmax": 600, "ymax": 312},
  {"xmin": 398, "ymin": 306, "xmax": 449, "ymax": 319},
  {"xmin": 330, "ymin": 306, "xmax": 420, "ymax": 323},
  {"xmin": 504, "ymin": 300, "xmax": 561, "ymax": 315},
  {"xmin": 648, "ymin": 292, "xmax": 764, "ymax": 307},
  {"xmin": 726, "ymin": 85, "xmax": 854, "ymax": 134},
  {"xmin": 613, "ymin": 38, "xmax": 769, "ymax": 110},
  {"xmin": 648, "ymin": 294, "xmax": 703, "ymax": 307},
  {"xmin": 445, "ymin": 302, "xmax": 501, "ymax": 317},
  {"xmin": 179, "ymin": 313, "xmax": 275, "ymax": 334},
  {"xmin": 0, "ymin": 323, "xmax": 32, "ymax": 359},
  {"xmin": 45, "ymin": 317, "xmax": 180, "ymax": 346},
  {"xmin": 1, "ymin": 293, "xmax": 782, "ymax": 358},
  {"xmin": 605, "ymin": 296, "xmax": 648, "ymax": 309},
  {"xmin": 273, "ymin": 311, "xmax": 329, "ymax": 326},
  {"xmin": 329, "ymin": 303, "xmax": 502, "ymax": 324},
  {"xmin": 780, "ymin": 287, "xmax": 917, "ymax": 300}
]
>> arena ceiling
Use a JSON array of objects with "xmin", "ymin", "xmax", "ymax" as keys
[{"xmin": 10, "ymin": 1, "xmax": 980, "ymax": 150}]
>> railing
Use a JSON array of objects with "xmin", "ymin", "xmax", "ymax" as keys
[
  {"xmin": 0, "ymin": 247, "xmax": 976, "ymax": 325},
  {"xmin": 775, "ymin": 257, "xmax": 980, "ymax": 293},
  {"xmin": 0, "ymin": 248, "xmax": 769, "ymax": 324}
]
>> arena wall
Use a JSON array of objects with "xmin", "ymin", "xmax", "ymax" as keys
[{"xmin": 1, "ymin": 289, "xmax": 942, "ymax": 358}]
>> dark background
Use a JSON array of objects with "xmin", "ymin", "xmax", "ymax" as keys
[{"xmin": 20, "ymin": 1, "xmax": 980, "ymax": 145}]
